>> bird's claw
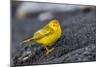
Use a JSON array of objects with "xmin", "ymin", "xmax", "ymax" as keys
[{"xmin": 46, "ymin": 48, "xmax": 54, "ymax": 55}]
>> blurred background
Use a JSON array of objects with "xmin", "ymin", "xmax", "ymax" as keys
[{"xmin": 11, "ymin": 1, "xmax": 96, "ymax": 66}]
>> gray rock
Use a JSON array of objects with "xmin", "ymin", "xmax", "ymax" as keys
[{"xmin": 11, "ymin": 3, "xmax": 96, "ymax": 67}]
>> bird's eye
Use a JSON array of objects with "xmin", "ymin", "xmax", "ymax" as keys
[{"xmin": 53, "ymin": 24, "xmax": 57, "ymax": 27}]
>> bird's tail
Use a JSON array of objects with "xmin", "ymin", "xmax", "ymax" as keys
[{"xmin": 20, "ymin": 38, "xmax": 34, "ymax": 45}]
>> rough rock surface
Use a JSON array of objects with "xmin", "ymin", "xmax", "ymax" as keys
[{"xmin": 11, "ymin": 5, "xmax": 96, "ymax": 67}]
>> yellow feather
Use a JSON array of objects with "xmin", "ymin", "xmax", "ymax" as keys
[{"xmin": 21, "ymin": 19, "xmax": 62, "ymax": 54}]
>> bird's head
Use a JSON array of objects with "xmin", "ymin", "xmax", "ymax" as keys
[{"xmin": 48, "ymin": 19, "xmax": 60, "ymax": 30}]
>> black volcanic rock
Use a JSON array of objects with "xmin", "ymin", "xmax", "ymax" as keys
[{"xmin": 11, "ymin": 6, "xmax": 96, "ymax": 67}]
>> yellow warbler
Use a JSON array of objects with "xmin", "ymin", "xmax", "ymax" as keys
[{"xmin": 21, "ymin": 19, "xmax": 62, "ymax": 55}]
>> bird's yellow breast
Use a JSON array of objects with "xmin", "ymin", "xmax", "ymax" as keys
[{"xmin": 35, "ymin": 28, "xmax": 61, "ymax": 46}]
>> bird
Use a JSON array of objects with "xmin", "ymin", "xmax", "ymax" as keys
[{"xmin": 20, "ymin": 19, "xmax": 62, "ymax": 55}]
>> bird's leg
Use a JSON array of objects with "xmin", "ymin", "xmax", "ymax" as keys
[{"xmin": 44, "ymin": 46, "xmax": 54, "ymax": 55}]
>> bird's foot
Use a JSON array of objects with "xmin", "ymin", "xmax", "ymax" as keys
[{"xmin": 46, "ymin": 48, "xmax": 54, "ymax": 55}]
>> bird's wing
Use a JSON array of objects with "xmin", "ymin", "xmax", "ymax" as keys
[{"xmin": 33, "ymin": 26, "xmax": 54, "ymax": 40}]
